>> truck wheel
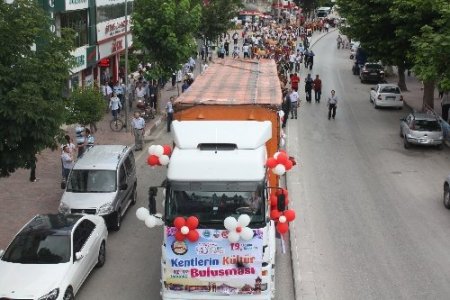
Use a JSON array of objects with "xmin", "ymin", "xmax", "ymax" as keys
[
  {"xmin": 131, "ymin": 184, "xmax": 137, "ymax": 205},
  {"xmin": 444, "ymin": 184, "xmax": 450, "ymax": 209}
]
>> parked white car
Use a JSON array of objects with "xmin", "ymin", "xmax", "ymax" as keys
[
  {"xmin": 0, "ymin": 214, "xmax": 107, "ymax": 300},
  {"xmin": 370, "ymin": 83, "xmax": 404, "ymax": 109}
]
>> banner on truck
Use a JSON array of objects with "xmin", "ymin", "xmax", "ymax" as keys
[{"xmin": 164, "ymin": 227, "xmax": 267, "ymax": 295}]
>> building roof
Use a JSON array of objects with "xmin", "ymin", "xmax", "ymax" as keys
[{"xmin": 175, "ymin": 59, "xmax": 282, "ymax": 108}]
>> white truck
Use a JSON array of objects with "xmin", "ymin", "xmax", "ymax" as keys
[{"xmin": 148, "ymin": 120, "xmax": 282, "ymax": 299}]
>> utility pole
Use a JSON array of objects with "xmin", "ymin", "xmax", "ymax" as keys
[{"xmin": 124, "ymin": 0, "xmax": 130, "ymax": 132}]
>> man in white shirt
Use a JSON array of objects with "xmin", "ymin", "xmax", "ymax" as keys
[
  {"xmin": 61, "ymin": 145, "xmax": 74, "ymax": 182},
  {"xmin": 131, "ymin": 112, "xmax": 145, "ymax": 151},
  {"xmin": 289, "ymin": 89, "xmax": 300, "ymax": 119},
  {"xmin": 242, "ymin": 44, "xmax": 250, "ymax": 59}
]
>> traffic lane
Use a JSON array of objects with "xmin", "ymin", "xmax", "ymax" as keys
[
  {"xmin": 77, "ymin": 125, "xmax": 295, "ymax": 300},
  {"xmin": 290, "ymin": 31, "xmax": 450, "ymax": 299},
  {"xmin": 76, "ymin": 129, "xmax": 169, "ymax": 300}
]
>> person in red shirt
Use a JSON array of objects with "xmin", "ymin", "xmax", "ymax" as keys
[
  {"xmin": 290, "ymin": 73, "xmax": 300, "ymax": 91},
  {"xmin": 313, "ymin": 74, "xmax": 322, "ymax": 103}
]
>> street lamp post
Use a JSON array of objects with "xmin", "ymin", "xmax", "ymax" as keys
[{"xmin": 124, "ymin": 0, "xmax": 130, "ymax": 132}]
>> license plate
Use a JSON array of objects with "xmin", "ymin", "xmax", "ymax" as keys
[
  {"xmin": 370, "ymin": 73, "xmax": 377, "ymax": 75},
  {"xmin": 386, "ymin": 96, "xmax": 395, "ymax": 100},
  {"xmin": 419, "ymin": 139, "xmax": 430, "ymax": 143}
]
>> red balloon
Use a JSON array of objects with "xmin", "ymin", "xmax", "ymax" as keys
[
  {"xmin": 284, "ymin": 209, "xmax": 296, "ymax": 222},
  {"xmin": 270, "ymin": 209, "xmax": 282, "ymax": 220},
  {"xmin": 277, "ymin": 222, "xmax": 289, "ymax": 234},
  {"xmin": 266, "ymin": 157, "xmax": 277, "ymax": 168},
  {"xmin": 284, "ymin": 159, "xmax": 293, "ymax": 171},
  {"xmin": 175, "ymin": 231, "xmax": 185, "ymax": 241},
  {"xmin": 147, "ymin": 155, "xmax": 160, "ymax": 166},
  {"xmin": 173, "ymin": 217, "xmax": 185, "ymax": 229},
  {"xmin": 163, "ymin": 144, "xmax": 172, "ymax": 156},
  {"xmin": 186, "ymin": 216, "xmax": 199, "ymax": 229},
  {"xmin": 186, "ymin": 230, "xmax": 199, "ymax": 242},
  {"xmin": 279, "ymin": 149, "xmax": 286, "ymax": 154},
  {"xmin": 276, "ymin": 152, "xmax": 288, "ymax": 165},
  {"xmin": 270, "ymin": 194, "xmax": 278, "ymax": 208}
]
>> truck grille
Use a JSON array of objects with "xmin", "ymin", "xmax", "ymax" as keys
[{"xmin": 71, "ymin": 208, "xmax": 97, "ymax": 214}]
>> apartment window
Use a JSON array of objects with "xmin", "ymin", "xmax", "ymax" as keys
[{"xmin": 61, "ymin": 10, "xmax": 88, "ymax": 48}]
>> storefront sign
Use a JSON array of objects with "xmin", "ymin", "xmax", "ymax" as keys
[
  {"xmin": 97, "ymin": 17, "xmax": 132, "ymax": 42},
  {"xmin": 70, "ymin": 46, "xmax": 87, "ymax": 74},
  {"xmin": 98, "ymin": 34, "xmax": 132, "ymax": 60},
  {"xmin": 96, "ymin": 0, "xmax": 133, "ymax": 7},
  {"xmin": 53, "ymin": 0, "xmax": 88, "ymax": 11},
  {"xmin": 163, "ymin": 228, "xmax": 267, "ymax": 296},
  {"xmin": 86, "ymin": 45, "xmax": 97, "ymax": 67}
]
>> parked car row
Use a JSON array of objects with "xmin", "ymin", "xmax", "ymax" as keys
[{"xmin": 0, "ymin": 145, "xmax": 137, "ymax": 299}]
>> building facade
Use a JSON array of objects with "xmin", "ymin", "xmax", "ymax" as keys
[{"xmin": 39, "ymin": 0, "xmax": 133, "ymax": 88}]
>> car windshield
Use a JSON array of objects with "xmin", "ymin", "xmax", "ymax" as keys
[
  {"xmin": 380, "ymin": 86, "xmax": 400, "ymax": 94},
  {"xmin": 67, "ymin": 170, "xmax": 116, "ymax": 193},
  {"xmin": 414, "ymin": 120, "xmax": 441, "ymax": 131},
  {"xmin": 2, "ymin": 232, "xmax": 70, "ymax": 264},
  {"xmin": 166, "ymin": 182, "xmax": 265, "ymax": 226},
  {"xmin": 366, "ymin": 64, "xmax": 382, "ymax": 70}
]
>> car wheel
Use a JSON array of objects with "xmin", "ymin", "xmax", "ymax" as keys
[
  {"xmin": 374, "ymin": 101, "xmax": 378, "ymax": 109},
  {"xmin": 110, "ymin": 209, "xmax": 121, "ymax": 231},
  {"xmin": 444, "ymin": 184, "xmax": 450, "ymax": 209},
  {"xmin": 63, "ymin": 288, "xmax": 74, "ymax": 300},
  {"xmin": 369, "ymin": 95, "xmax": 372, "ymax": 103},
  {"xmin": 437, "ymin": 143, "xmax": 444, "ymax": 150},
  {"xmin": 96, "ymin": 241, "xmax": 106, "ymax": 268},
  {"xmin": 399, "ymin": 128, "xmax": 403, "ymax": 137},
  {"xmin": 130, "ymin": 184, "xmax": 137, "ymax": 206},
  {"xmin": 404, "ymin": 136, "xmax": 410, "ymax": 149}
]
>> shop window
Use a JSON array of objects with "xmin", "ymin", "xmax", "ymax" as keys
[{"xmin": 61, "ymin": 10, "xmax": 88, "ymax": 48}]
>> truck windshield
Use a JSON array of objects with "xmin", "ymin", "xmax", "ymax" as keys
[{"xmin": 166, "ymin": 182, "xmax": 265, "ymax": 226}]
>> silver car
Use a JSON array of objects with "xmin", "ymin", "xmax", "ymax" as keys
[
  {"xmin": 400, "ymin": 112, "xmax": 444, "ymax": 149},
  {"xmin": 370, "ymin": 84, "xmax": 404, "ymax": 109}
]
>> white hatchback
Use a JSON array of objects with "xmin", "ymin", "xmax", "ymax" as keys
[
  {"xmin": 0, "ymin": 214, "xmax": 107, "ymax": 300},
  {"xmin": 370, "ymin": 83, "xmax": 404, "ymax": 109}
]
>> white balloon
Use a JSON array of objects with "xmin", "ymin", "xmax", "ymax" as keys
[
  {"xmin": 154, "ymin": 145, "xmax": 164, "ymax": 157},
  {"xmin": 148, "ymin": 145, "xmax": 156, "ymax": 155},
  {"xmin": 155, "ymin": 214, "xmax": 164, "ymax": 226},
  {"xmin": 278, "ymin": 110, "xmax": 285, "ymax": 118},
  {"xmin": 272, "ymin": 164, "xmax": 286, "ymax": 176},
  {"xmin": 224, "ymin": 216, "xmax": 238, "ymax": 231},
  {"xmin": 228, "ymin": 231, "xmax": 240, "ymax": 243},
  {"xmin": 159, "ymin": 155, "xmax": 170, "ymax": 166},
  {"xmin": 279, "ymin": 215, "xmax": 287, "ymax": 223},
  {"xmin": 273, "ymin": 151, "xmax": 281, "ymax": 159},
  {"xmin": 181, "ymin": 226, "xmax": 189, "ymax": 235},
  {"xmin": 136, "ymin": 207, "xmax": 149, "ymax": 221},
  {"xmin": 238, "ymin": 214, "xmax": 251, "ymax": 227},
  {"xmin": 241, "ymin": 227, "xmax": 254, "ymax": 240},
  {"xmin": 145, "ymin": 215, "xmax": 156, "ymax": 228}
]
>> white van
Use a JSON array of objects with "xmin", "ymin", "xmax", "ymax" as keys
[
  {"xmin": 59, "ymin": 145, "xmax": 137, "ymax": 231},
  {"xmin": 317, "ymin": 7, "xmax": 331, "ymax": 18}
]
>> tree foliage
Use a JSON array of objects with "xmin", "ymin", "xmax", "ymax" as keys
[
  {"xmin": 132, "ymin": 0, "xmax": 201, "ymax": 78},
  {"xmin": 196, "ymin": 0, "xmax": 243, "ymax": 42},
  {"xmin": 65, "ymin": 87, "xmax": 106, "ymax": 126},
  {"xmin": 0, "ymin": 0, "xmax": 74, "ymax": 177}
]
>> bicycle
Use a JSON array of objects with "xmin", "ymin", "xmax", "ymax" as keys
[{"xmin": 110, "ymin": 110, "xmax": 125, "ymax": 132}]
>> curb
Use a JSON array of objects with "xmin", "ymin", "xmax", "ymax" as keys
[{"xmin": 144, "ymin": 115, "xmax": 164, "ymax": 138}]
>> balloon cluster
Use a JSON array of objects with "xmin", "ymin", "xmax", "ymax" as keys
[
  {"xmin": 136, "ymin": 207, "xmax": 164, "ymax": 228},
  {"xmin": 224, "ymin": 214, "xmax": 254, "ymax": 243},
  {"xmin": 147, "ymin": 144, "xmax": 172, "ymax": 167},
  {"xmin": 173, "ymin": 216, "xmax": 200, "ymax": 242},
  {"xmin": 266, "ymin": 150, "xmax": 294, "ymax": 176},
  {"xmin": 269, "ymin": 189, "xmax": 296, "ymax": 234},
  {"xmin": 271, "ymin": 209, "xmax": 296, "ymax": 234}
]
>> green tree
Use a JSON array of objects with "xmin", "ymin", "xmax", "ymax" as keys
[
  {"xmin": 197, "ymin": 0, "xmax": 243, "ymax": 42},
  {"xmin": 0, "ymin": 0, "xmax": 74, "ymax": 177},
  {"xmin": 409, "ymin": 1, "xmax": 450, "ymax": 108},
  {"xmin": 65, "ymin": 87, "xmax": 106, "ymax": 126},
  {"xmin": 132, "ymin": 0, "xmax": 202, "ymax": 79}
]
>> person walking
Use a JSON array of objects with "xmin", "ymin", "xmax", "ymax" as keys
[
  {"xmin": 313, "ymin": 74, "xmax": 322, "ymax": 103},
  {"xmin": 166, "ymin": 96, "xmax": 175, "ymax": 132},
  {"xmin": 131, "ymin": 112, "xmax": 145, "ymax": 151},
  {"xmin": 327, "ymin": 90, "xmax": 338, "ymax": 120},
  {"xmin": 282, "ymin": 90, "xmax": 291, "ymax": 128},
  {"xmin": 290, "ymin": 73, "xmax": 300, "ymax": 92},
  {"xmin": 305, "ymin": 74, "xmax": 313, "ymax": 103},
  {"xmin": 61, "ymin": 145, "xmax": 75, "ymax": 182},
  {"xmin": 441, "ymin": 92, "xmax": 450, "ymax": 122},
  {"xmin": 85, "ymin": 128, "xmax": 95, "ymax": 149},
  {"xmin": 289, "ymin": 89, "xmax": 300, "ymax": 119},
  {"xmin": 109, "ymin": 92, "xmax": 122, "ymax": 121}
]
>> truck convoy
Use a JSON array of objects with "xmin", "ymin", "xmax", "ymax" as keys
[{"xmin": 143, "ymin": 59, "xmax": 286, "ymax": 299}]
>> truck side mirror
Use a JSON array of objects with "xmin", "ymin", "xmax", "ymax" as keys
[
  {"xmin": 277, "ymin": 193, "xmax": 286, "ymax": 211},
  {"xmin": 148, "ymin": 187, "xmax": 158, "ymax": 215}
]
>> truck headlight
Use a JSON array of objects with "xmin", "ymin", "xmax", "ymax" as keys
[
  {"xmin": 59, "ymin": 202, "xmax": 70, "ymax": 214},
  {"xmin": 38, "ymin": 288, "xmax": 59, "ymax": 300},
  {"xmin": 98, "ymin": 202, "xmax": 114, "ymax": 215}
]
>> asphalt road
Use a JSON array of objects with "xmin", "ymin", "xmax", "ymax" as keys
[
  {"xmin": 289, "ymin": 31, "xmax": 450, "ymax": 299},
  {"xmin": 77, "ymin": 125, "xmax": 295, "ymax": 299}
]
